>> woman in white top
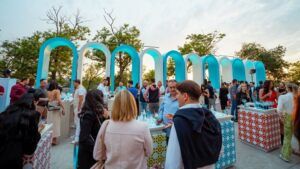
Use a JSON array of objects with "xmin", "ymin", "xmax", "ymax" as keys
[{"xmin": 277, "ymin": 83, "xmax": 298, "ymax": 162}]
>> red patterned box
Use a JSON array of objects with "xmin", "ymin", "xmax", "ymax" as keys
[{"xmin": 238, "ymin": 108, "xmax": 281, "ymax": 152}]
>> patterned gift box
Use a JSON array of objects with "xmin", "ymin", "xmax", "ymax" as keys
[
  {"xmin": 216, "ymin": 121, "xmax": 236, "ymax": 169},
  {"xmin": 147, "ymin": 132, "xmax": 167, "ymax": 167},
  {"xmin": 238, "ymin": 109, "xmax": 280, "ymax": 152}
]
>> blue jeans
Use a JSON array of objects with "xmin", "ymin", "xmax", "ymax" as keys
[
  {"xmin": 140, "ymin": 102, "xmax": 148, "ymax": 113},
  {"xmin": 231, "ymin": 99, "xmax": 237, "ymax": 120}
]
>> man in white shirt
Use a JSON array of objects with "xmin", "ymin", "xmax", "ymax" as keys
[
  {"xmin": 97, "ymin": 78, "xmax": 110, "ymax": 103},
  {"xmin": 277, "ymin": 83, "xmax": 298, "ymax": 162},
  {"xmin": 165, "ymin": 80, "xmax": 222, "ymax": 169},
  {"xmin": 73, "ymin": 80, "xmax": 87, "ymax": 143},
  {"xmin": 158, "ymin": 80, "xmax": 165, "ymax": 96}
]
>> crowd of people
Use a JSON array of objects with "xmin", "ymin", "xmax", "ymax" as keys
[{"xmin": 0, "ymin": 73, "xmax": 300, "ymax": 168}]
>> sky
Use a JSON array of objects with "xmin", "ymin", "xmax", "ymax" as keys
[{"xmin": 0, "ymin": 0, "xmax": 300, "ymax": 66}]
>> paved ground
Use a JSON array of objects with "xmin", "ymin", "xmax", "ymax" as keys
[{"xmin": 51, "ymin": 123, "xmax": 300, "ymax": 169}]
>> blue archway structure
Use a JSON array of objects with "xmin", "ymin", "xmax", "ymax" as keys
[
  {"xmin": 139, "ymin": 48, "xmax": 163, "ymax": 86},
  {"xmin": 163, "ymin": 50, "xmax": 186, "ymax": 86},
  {"xmin": 36, "ymin": 37, "xmax": 78, "ymax": 91},
  {"xmin": 254, "ymin": 61, "xmax": 266, "ymax": 85},
  {"xmin": 219, "ymin": 56, "xmax": 232, "ymax": 83},
  {"xmin": 201, "ymin": 54, "xmax": 220, "ymax": 89},
  {"xmin": 232, "ymin": 58, "xmax": 246, "ymax": 81},
  {"xmin": 184, "ymin": 53, "xmax": 201, "ymax": 84},
  {"xmin": 110, "ymin": 45, "xmax": 140, "ymax": 91},
  {"xmin": 79, "ymin": 42, "xmax": 111, "ymax": 81}
]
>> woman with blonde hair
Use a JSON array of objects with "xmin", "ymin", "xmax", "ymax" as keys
[{"xmin": 93, "ymin": 90, "xmax": 153, "ymax": 169}]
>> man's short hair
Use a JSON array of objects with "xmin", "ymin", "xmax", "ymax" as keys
[
  {"xmin": 40, "ymin": 79, "xmax": 46, "ymax": 82},
  {"xmin": 232, "ymin": 79, "xmax": 237, "ymax": 83},
  {"xmin": 74, "ymin": 79, "xmax": 81, "ymax": 84},
  {"xmin": 176, "ymin": 80, "xmax": 201, "ymax": 101},
  {"xmin": 168, "ymin": 79, "xmax": 177, "ymax": 83},
  {"xmin": 20, "ymin": 78, "xmax": 28, "ymax": 82},
  {"xmin": 128, "ymin": 80, "xmax": 133, "ymax": 85}
]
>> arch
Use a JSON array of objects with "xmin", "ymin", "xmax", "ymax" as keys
[
  {"xmin": 232, "ymin": 58, "xmax": 246, "ymax": 81},
  {"xmin": 200, "ymin": 54, "xmax": 220, "ymax": 89},
  {"xmin": 78, "ymin": 42, "xmax": 111, "ymax": 81},
  {"xmin": 244, "ymin": 60, "xmax": 255, "ymax": 83},
  {"xmin": 254, "ymin": 61, "xmax": 266, "ymax": 85},
  {"xmin": 110, "ymin": 45, "xmax": 140, "ymax": 91},
  {"xmin": 36, "ymin": 37, "xmax": 78, "ymax": 91},
  {"xmin": 218, "ymin": 56, "xmax": 232, "ymax": 83},
  {"xmin": 163, "ymin": 50, "xmax": 186, "ymax": 86},
  {"xmin": 139, "ymin": 48, "xmax": 163, "ymax": 86},
  {"xmin": 184, "ymin": 53, "xmax": 201, "ymax": 84}
]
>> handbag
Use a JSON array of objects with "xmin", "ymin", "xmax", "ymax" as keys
[
  {"xmin": 90, "ymin": 120, "xmax": 110, "ymax": 169},
  {"xmin": 48, "ymin": 100, "xmax": 61, "ymax": 111}
]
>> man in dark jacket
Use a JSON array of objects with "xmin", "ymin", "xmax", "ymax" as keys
[{"xmin": 165, "ymin": 80, "xmax": 222, "ymax": 169}]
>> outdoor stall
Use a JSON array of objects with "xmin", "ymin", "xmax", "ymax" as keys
[
  {"xmin": 213, "ymin": 111, "xmax": 236, "ymax": 169},
  {"xmin": 238, "ymin": 103, "xmax": 281, "ymax": 152},
  {"xmin": 32, "ymin": 124, "xmax": 53, "ymax": 169},
  {"xmin": 137, "ymin": 114, "xmax": 167, "ymax": 168}
]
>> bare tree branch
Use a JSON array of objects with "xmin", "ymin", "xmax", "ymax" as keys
[{"xmin": 103, "ymin": 9, "xmax": 119, "ymax": 45}]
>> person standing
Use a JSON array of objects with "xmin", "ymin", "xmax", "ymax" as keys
[
  {"xmin": 165, "ymin": 80, "xmax": 222, "ymax": 169},
  {"xmin": 158, "ymin": 80, "xmax": 165, "ymax": 96},
  {"xmin": 10, "ymin": 78, "xmax": 29, "ymax": 104},
  {"xmin": 259, "ymin": 80, "xmax": 278, "ymax": 108},
  {"xmin": 115, "ymin": 81, "xmax": 126, "ymax": 93},
  {"xmin": 97, "ymin": 78, "xmax": 110, "ymax": 103},
  {"xmin": 278, "ymin": 82, "xmax": 287, "ymax": 96},
  {"xmin": 73, "ymin": 80, "xmax": 87, "ymax": 144},
  {"xmin": 0, "ymin": 94, "xmax": 41, "ymax": 169},
  {"xmin": 249, "ymin": 82, "xmax": 256, "ymax": 102},
  {"xmin": 200, "ymin": 85, "xmax": 210, "ymax": 108},
  {"xmin": 77, "ymin": 90, "xmax": 109, "ymax": 169},
  {"xmin": 35, "ymin": 79, "xmax": 48, "ymax": 120},
  {"xmin": 236, "ymin": 83, "xmax": 251, "ymax": 106},
  {"xmin": 145, "ymin": 79, "xmax": 160, "ymax": 115},
  {"xmin": 293, "ymin": 93, "xmax": 300, "ymax": 156},
  {"xmin": 93, "ymin": 90, "xmax": 153, "ymax": 169},
  {"xmin": 47, "ymin": 80, "xmax": 65, "ymax": 145},
  {"xmin": 255, "ymin": 81, "xmax": 263, "ymax": 101},
  {"xmin": 158, "ymin": 80, "xmax": 179, "ymax": 143},
  {"xmin": 128, "ymin": 80, "xmax": 139, "ymax": 113},
  {"xmin": 277, "ymin": 83, "xmax": 298, "ymax": 162},
  {"xmin": 140, "ymin": 81, "xmax": 148, "ymax": 113},
  {"xmin": 207, "ymin": 81, "xmax": 216, "ymax": 111},
  {"xmin": 220, "ymin": 82, "xmax": 229, "ymax": 113},
  {"xmin": 230, "ymin": 79, "xmax": 238, "ymax": 121}
]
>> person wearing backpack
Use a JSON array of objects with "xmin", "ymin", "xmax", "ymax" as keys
[{"xmin": 165, "ymin": 80, "xmax": 222, "ymax": 169}]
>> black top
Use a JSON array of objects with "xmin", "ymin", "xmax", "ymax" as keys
[
  {"xmin": 0, "ymin": 111, "xmax": 41, "ymax": 169},
  {"xmin": 219, "ymin": 87, "xmax": 229, "ymax": 104},
  {"xmin": 148, "ymin": 86, "xmax": 159, "ymax": 103},
  {"xmin": 174, "ymin": 107, "xmax": 222, "ymax": 169},
  {"xmin": 237, "ymin": 91, "xmax": 250, "ymax": 105},
  {"xmin": 78, "ymin": 111, "xmax": 106, "ymax": 169},
  {"xmin": 207, "ymin": 85, "xmax": 215, "ymax": 99}
]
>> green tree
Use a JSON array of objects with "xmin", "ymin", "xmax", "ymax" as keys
[
  {"xmin": 82, "ymin": 63, "xmax": 104, "ymax": 90},
  {"xmin": 0, "ymin": 6, "xmax": 90, "ymax": 85},
  {"xmin": 236, "ymin": 43, "xmax": 289, "ymax": 81},
  {"xmin": 0, "ymin": 32, "xmax": 43, "ymax": 79},
  {"xmin": 288, "ymin": 61, "xmax": 300, "ymax": 85},
  {"xmin": 91, "ymin": 10, "xmax": 143, "ymax": 87},
  {"xmin": 43, "ymin": 6, "xmax": 90, "ymax": 84},
  {"xmin": 174, "ymin": 31, "xmax": 225, "ymax": 75},
  {"xmin": 143, "ymin": 69, "xmax": 155, "ymax": 82}
]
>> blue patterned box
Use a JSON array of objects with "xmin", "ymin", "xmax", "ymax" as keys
[{"xmin": 216, "ymin": 121, "xmax": 236, "ymax": 169}]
